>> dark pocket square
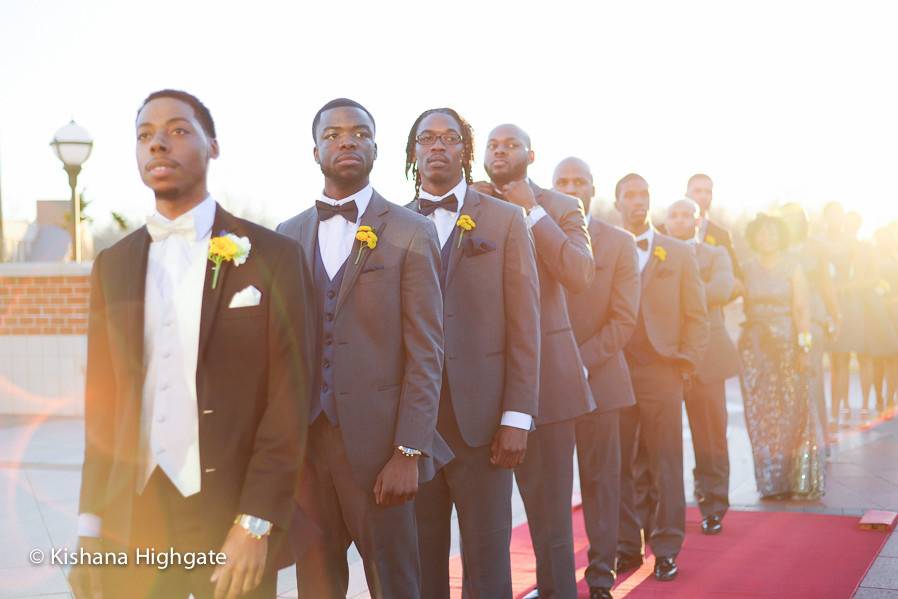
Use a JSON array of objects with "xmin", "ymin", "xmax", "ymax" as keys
[
  {"xmin": 463, "ymin": 236, "xmax": 496, "ymax": 257},
  {"xmin": 361, "ymin": 264, "xmax": 385, "ymax": 274}
]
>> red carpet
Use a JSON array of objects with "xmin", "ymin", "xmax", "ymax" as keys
[{"xmin": 449, "ymin": 506, "xmax": 889, "ymax": 599}]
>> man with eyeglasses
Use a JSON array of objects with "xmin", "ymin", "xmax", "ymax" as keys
[
  {"xmin": 405, "ymin": 109, "xmax": 540, "ymax": 599},
  {"xmin": 474, "ymin": 125, "xmax": 594, "ymax": 599}
]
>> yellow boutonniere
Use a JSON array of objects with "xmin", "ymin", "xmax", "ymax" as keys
[
  {"xmin": 653, "ymin": 246, "xmax": 667, "ymax": 262},
  {"xmin": 208, "ymin": 233, "xmax": 251, "ymax": 290},
  {"xmin": 705, "ymin": 234, "xmax": 717, "ymax": 246},
  {"xmin": 354, "ymin": 225, "xmax": 378, "ymax": 264},
  {"xmin": 875, "ymin": 279, "xmax": 891, "ymax": 297},
  {"xmin": 456, "ymin": 214, "xmax": 476, "ymax": 248}
]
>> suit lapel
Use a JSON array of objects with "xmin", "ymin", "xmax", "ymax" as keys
[
  {"xmin": 126, "ymin": 227, "xmax": 151, "ymax": 381},
  {"xmin": 696, "ymin": 243, "xmax": 709, "ymax": 272},
  {"xmin": 445, "ymin": 188, "xmax": 482, "ymax": 288},
  {"xmin": 296, "ymin": 208, "xmax": 318, "ymax": 278},
  {"xmin": 588, "ymin": 219, "xmax": 602, "ymax": 253},
  {"xmin": 197, "ymin": 204, "xmax": 239, "ymax": 360},
  {"xmin": 335, "ymin": 191, "xmax": 389, "ymax": 316}
]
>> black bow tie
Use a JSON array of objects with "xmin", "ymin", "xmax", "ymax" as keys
[
  {"xmin": 316, "ymin": 200, "xmax": 358, "ymax": 223},
  {"xmin": 418, "ymin": 194, "xmax": 458, "ymax": 217},
  {"xmin": 636, "ymin": 238, "xmax": 650, "ymax": 251}
]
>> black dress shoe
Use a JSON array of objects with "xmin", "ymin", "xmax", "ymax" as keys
[
  {"xmin": 616, "ymin": 552, "xmax": 644, "ymax": 573},
  {"xmin": 701, "ymin": 514, "xmax": 723, "ymax": 535},
  {"xmin": 654, "ymin": 556, "xmax": 678, "ymax": 581},
  {"xmin": 589, "ymin": 588, "xmax": 614, "ymax": 599}
]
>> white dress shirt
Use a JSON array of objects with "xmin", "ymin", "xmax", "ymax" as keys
[
  {"xmin": 421, "ymin": 180, "xmax": 532, "ymax": 431},
  {"xmin": 418, "ymin": 178, "xmax": 468, "ymax": 248},
  {"xmin": 524, "ymin": 178, "xmax": 547, "ymax": 229},
  {"xmin": 634, "ymin": 227, "xmax": 655, "ymax": 273},
  {"xmin": 318, "ymin": 184, "xmax": 373, "ymax": 279},
  {"xmin": 78, "ymin": 196, "xmax": 215, "ymax": 538}
]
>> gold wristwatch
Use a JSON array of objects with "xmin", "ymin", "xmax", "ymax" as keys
[{"xmin": 234, "ymin": 514, "xmax": 272, "ymax": 540}]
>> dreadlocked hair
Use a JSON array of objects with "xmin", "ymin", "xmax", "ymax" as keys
[{"xmin": 404, "ymin": 108, "xmax": 475, "ymax": 198}]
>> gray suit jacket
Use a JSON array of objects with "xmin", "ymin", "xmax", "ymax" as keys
[
  {"xmin": 638, "ymin": 231, "xmax": 710, "ymax": 372},
  {"xmin": 528, "ymin": 182, "xmax": 596, "ymax": 424},
  {"xmin": 567, "ymin": 219, "xmax": 640, "ymax": 413},
  {"xmin": 408, "ymin": 188, "xmax": 541, "ymax": 447},
  {"xmin": 277, "ymin": 191, "xmax": 448, "ymax": 490},
  {"xmin": 694, "ymin": 242, "xmax": 740, "ymax": 384}
]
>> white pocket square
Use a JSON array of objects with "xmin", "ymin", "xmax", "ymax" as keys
[{"xmin": 229, "ymin": 285, "xmax": 262, "ymax": 308}]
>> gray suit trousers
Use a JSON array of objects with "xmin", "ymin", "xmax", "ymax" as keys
[
  {"xmin": 294, "ymin": 417, "xmax": 421, "ymax": 599},
  {"xmin": 415, "ymin": 394, "xmax": 513, "ymax": 599},
  {"xmin": 618, "ymin": 360, "xmax": 686, "ymax": 559},
  {"xmin": 515, "ymin": 418, "xmax": 577, "ymax": 599},
  {"xmin": 575, "ymin": 408, "xmax": 621, "ymax": 591},
  {"xmin": 684, "ymin": 378, "xmax": 730, "ymax": 519}
]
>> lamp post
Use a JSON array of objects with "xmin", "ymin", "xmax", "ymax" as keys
[{"xmin": 50, "ymin": 120, "xmax": 93, "ymax": 262}]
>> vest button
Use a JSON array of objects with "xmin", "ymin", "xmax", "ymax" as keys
[{"xmin": 327, "ymin": 290, "xmax": 336, "ymax": 299}]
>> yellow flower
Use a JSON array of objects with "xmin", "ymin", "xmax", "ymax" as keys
[
  {"xmin": 705, "ymin": 234, "xmax": 717, "ymax": 246},
  {"xmin": 209, "ymin": 236, "xmax": 239, "ymax": 261},
  {"xmin": 456, "ymin": 215, "xmax": 476, "ymax": 231},
  {"xmin": 355, "ymin": 225, "xmax": 378, "ymax": 263},
  {"xmin": 208, "ymin": 233, "xmax": 252, "ymax": 290},
  {"xmin": 456, "ymin": 214, "xmax": 476, "ymax": 248},
  {"xmin": 653, "ymin": 246, "xmax": 667, "ymax": 262}
]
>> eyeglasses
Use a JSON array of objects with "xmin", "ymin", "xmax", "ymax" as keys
[{"xmin": 416, "ymin": 132, "xmax": 463, "ymax": 146}]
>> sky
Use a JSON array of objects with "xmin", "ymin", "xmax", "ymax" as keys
[{"xmin": 1, "ymin": 0, "xmax": 897, "ymax": 235}]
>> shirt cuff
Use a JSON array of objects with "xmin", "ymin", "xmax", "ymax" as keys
[
  {"xmin": 500, "ymin": 411, "xmax": 533, "ymax": 430},
  {"xmin": 77, "ymin": 513, "xmax": 102, "ymax": 538},
  {"xmin": 582, "ymin": 364, "xmax": 589, "ymax": 380},
  {"xmin": 525, "ymin": 206, "xmax": 547, "ymax": 229}
]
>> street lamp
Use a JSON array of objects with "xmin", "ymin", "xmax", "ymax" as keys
[{"xmin": 50, "ymin": 120, "xmax": 93, "ymax": 262}]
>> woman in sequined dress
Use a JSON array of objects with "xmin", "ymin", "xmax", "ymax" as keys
[
  {"xmin": 780, "ymin": 203, "xmax": 841, "ymax": 445},
  {"xmin": 738, "ymin": 214, "xmax": 825, "ymax": 499}
]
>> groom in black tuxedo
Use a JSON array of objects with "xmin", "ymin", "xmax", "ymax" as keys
[{"xmin": 69, "ymin": 90, "xmax": 314, "ymax": 599}]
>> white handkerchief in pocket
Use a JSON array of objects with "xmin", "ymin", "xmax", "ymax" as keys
[{"xmin": 229, "ymin": 285, "xmax": 262, "ymax": 309}]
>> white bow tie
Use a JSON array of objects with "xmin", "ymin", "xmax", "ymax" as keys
[{"xmin": 146, "ymin": 212, "xmax": 197, "ymax": 242}]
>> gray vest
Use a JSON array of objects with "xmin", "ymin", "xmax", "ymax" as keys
[{"xmin": 312, "ymin": 239, "xmax": 347, "ymax": 425}]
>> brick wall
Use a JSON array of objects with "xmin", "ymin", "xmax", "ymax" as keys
[
  {"xmin": 0, "ymin": 273, "xmax": 90, "ymax": 336},
  {"xmin": 0, "ymin": 263, "xmax": 91, "ymax": 415}
]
